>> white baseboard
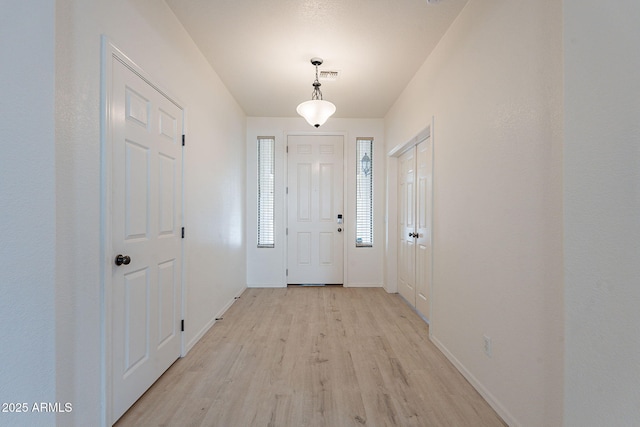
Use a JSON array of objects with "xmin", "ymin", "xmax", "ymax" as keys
[
  {"xmin": 184, "ymin": 286, "xmax": 247, "ymax": 354},
  {"xmin": 344, "ymin": 283, "xmax": 383, "ymax": 288},
  {"xmin": 246, "ymin": 283, "xmax": 286, "ymax": 288},
  {"xmin": 430, "ymin": 334, "xmax": 519, "ymax": 427}
]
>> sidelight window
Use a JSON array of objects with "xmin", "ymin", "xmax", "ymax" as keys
[
  {"xmin": 356, "ymin": 138, "xmax": 373, "ymax": 247},
  {"xmin": 257, "ymin": 137, "xmax": 275, "ymax": 248}
]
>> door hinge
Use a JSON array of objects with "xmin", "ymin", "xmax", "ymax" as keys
[
  {"xmin": 286, "ymin": 187, "xmax": 288, "ymax": 195},
  {"xmin": 286, "ymin": 228, "xmax": 288, "ymax": 236},
  {"xmin": 181, "ymin": 319, "xmax": 184, "ymax": 332},
  {"xmin": 181, "ymin": 227, "xmax": 185, "ymax": 238},
  {"xmin": 286, "ymin": 269, "xmax": 288, "ymax": 276},
  {"xmin": 286, "ymin": 146, "xmax": 289, "ymax": 153},
  {"xmin": 182, "ymin": 134, "xmax": 185, "ymax": 146}
]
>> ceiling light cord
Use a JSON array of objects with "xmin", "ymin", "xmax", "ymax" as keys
[{"xmin": 311, "ymin": 64, "xmax": 323, "ymax": 101}]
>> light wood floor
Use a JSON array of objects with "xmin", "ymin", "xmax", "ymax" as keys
[{"xmin": 115, "ymin": 287, "xmax": 506, "ymax": 427}]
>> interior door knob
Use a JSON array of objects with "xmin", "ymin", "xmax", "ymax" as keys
[
  {"xmin": 337, "ymin": 227, "xmax": 342, "ymax": 232},
  {"xmin": 115, "ymin": 254, "xmax": 131, "ymax": 266}
]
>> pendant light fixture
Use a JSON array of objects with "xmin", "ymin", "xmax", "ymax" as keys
[{"xmin": 296, "ymin": 57, "xmax": 336, "ymax": 128}]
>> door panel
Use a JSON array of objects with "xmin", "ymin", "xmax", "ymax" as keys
[
  {"xmin": 111, "ymin": 59, "xmax": 183, "ymax": 422},
  {"xmin": 297, "ymin": 233, "xmax": 312, "ymax": 265},
  {"xmin": 158, "ymin": 260, "xmax": 177, "ymax": 347},
  {"xmin": 124, "ymin": 140, "xmax": 150, "ymax": 239},
  {"xmin": 123, "ymin": 268, "xmax": 150, "ymax": 372},
  {"xmin": 297, "ymin": 163, "xmax": 312, "ymax": 221},
  {"xmin": 287, "ymin": 135, "xmax": 344, "ymax": 284},
  {"xmin": 319, "ymin": 163, "xmax": 334, "ymax": 221},
  {"xmin": 158, "ymin": 154, "xmax": 176, "ymax": 235},
  {"xmin": 415, "ymin": 140, "xmax": 432, "ymax": 319},
  {"xmin": 398, "ymin": 148, "xmax": 416, "ymax": 305},
  {"xmin": 319, "ymin": 232, "xmax": 334, "ymax": 265}
]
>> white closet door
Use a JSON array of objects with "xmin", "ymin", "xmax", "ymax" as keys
[
  {"xmin": 111, "ymin": 58, "xmax": 183, "ymax": 422},
  {"xmin": 415, "ymin": 139, "xmax": 432, "ymax": 319},
  {"xmin": 397, "ymin": 139, "xmax": 432, "ymax": 321},
  {"xmin": 398, "ymin": 147, "xmax": 416, "ymax": 305}
]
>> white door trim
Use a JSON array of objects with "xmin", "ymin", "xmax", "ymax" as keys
[
  {"xmin": 100, "ymin": 36, "xmax": 186, "ymax": 426},
  {"xmin": 388, "ymin": 125, "xmax": 431, "ymax": 158},
  {"xmin": 284, "ymin": 131, "xmax": 348, "ymax": 286}
]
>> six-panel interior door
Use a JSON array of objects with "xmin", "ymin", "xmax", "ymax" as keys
[
  {"xmin": 398, "ymin": 148, "xmax": 417, "ymax": 305},
  {"xmin": 111, "ymin": 59, "xmax": 183, "ymax": 422},
  {"xmin": 287, "ymin": 135, "xmax": 344, "ymax": 284},
  {"xmin": 398, "ymin": 139, "xmax": 432, "ymax": 320},
  {"xmin": 415, "ymin": 139, "xmax": 432, "ymax": 319}
]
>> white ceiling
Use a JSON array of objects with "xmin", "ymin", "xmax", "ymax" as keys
[{"xmin": 165, "ymin": 0, "xmax": 469, "ymax": 118}]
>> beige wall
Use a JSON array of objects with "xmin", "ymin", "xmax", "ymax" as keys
[
  {"xmin": 564, "ymin": 1, "xmax": 640, "ymax": 425},
  {"xmin": 55, "ymin": 0, "xmax": 246, "ymax": 425},
  {"xmin": 385, "ymin": 1, "xmax": 563, "ymax": 425},
  {"xmin": 0, "ymin": 1, "xmax": 57, "ymax": 426}
]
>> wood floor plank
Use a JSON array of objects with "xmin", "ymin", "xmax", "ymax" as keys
[{"xmin": 115, "ymin": 287, "xmax": 506, "ymax": 427}]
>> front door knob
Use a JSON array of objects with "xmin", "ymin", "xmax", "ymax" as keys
[{"xmin": 115, "ymin": 254, "xmax": 131, "ymax": 266}]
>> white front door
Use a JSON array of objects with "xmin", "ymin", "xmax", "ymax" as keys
[
  {"xmin": 111, "ymin": 58, "xmax": 183, "ymax": 422},
  {"xmin": 287, "ymin": 135, "xmax": 344, "ymax": 285},
  {"xmin": 398, "ymin": 147, "xmax": 416, "ymax": 305}
]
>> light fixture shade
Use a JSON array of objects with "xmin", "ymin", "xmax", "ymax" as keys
[{"xmin": 296, "ymin": 99, "xmax": 336, "ymax": 128}]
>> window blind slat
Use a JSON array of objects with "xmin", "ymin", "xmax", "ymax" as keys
[{"xmin": 258, "ymin": 137, "xmax": 275, "ymax": 248}]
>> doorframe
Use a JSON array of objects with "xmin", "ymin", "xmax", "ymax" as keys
[
  {"xmin": 283, "ymin": 131, "xmax": 348, "ymax": 286},
  {"xmin": 386, "ymin": 120, "xmax": 434, "ymax": 331},
  {"xmin": 100, "ymin": 37, "xmax": 186, "ymax": 426}
]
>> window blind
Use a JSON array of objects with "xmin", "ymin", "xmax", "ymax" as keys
[
  {"xmin": 257, "ymin": 137, "xmax": 275, "ymax": 248},
  {"xmin": 356, "ymin": 138, "xmax": 373, "ymax": 247}
]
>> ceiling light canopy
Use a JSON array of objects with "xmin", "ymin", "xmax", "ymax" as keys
[{"xmin": 296, "ymin": 58, "xmax": 336, "ymax": 128}]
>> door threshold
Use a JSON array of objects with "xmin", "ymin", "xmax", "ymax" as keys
[{"xmin": 288, "ymin": 283, "xmax": 344, "ymax": 287}]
